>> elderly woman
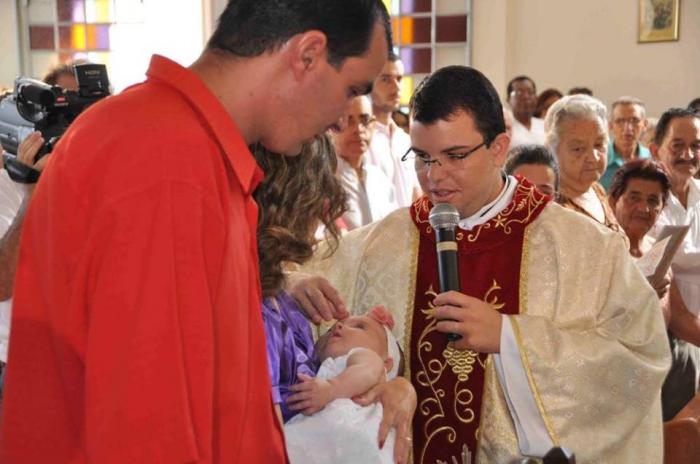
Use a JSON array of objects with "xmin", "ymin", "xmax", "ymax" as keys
[
  {"xmin": 545, "ymin": 94, "xmax": 624, "ymax": 235},
  {"xmin": 608, "ymin": 158, "xmax": 700, "ymax": 421}
]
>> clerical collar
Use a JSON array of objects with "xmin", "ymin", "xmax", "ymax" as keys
[{"xmin": 458, "ymin": 174, "xmax": 518, "ymax": 231}]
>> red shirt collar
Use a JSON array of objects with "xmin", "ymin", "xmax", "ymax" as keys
[{"xmin": 145, "ymin": 54, "xmax": 262, "ymax": 194}]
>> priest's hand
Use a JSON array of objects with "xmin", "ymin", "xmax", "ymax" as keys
[
  {"xmin": 286, "ymin": 271, "xmax": 349, "ymax": 324},
  {"xmin": 354, "ymin": 377, "xmax": 416, "ymax": 464},
  {"xmin": 433, "ymin": 291, "xmax": 502, "ymax": 353}
]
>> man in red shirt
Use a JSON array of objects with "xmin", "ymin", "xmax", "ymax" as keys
[{"xmin": 0, "ymin": 1, "xmax": 391, "ymax": 462}]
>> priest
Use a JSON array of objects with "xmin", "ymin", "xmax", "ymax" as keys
[{"xmin": 291, "ymin": 66, "xmax": 670, "ymax": 463}]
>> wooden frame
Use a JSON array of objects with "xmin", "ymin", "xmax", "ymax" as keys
[{"xmin": 638, "ymin": 0, "xmax": 680, "ymax": 43}]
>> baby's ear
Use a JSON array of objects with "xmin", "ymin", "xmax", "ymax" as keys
[{"xmin": 384, "ymin": 357, "xmax": 394, "ymax": 375}]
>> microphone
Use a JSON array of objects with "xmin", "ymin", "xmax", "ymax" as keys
[{"xmin": 428, "ymin": 203, "xmax": 462, "ymax": 342}]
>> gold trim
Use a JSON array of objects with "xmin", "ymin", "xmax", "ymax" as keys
[
  {"xmin": 466, "ymin": 183, "xmax": 546, "ymax": 243},
  {"xmin": 473, "ymin": 355, "xmax": 493, "ymax": 462},
  {"xmin": 437, "ymin": 241, "xmax": 458, "ymax": 252},
  {"xmin": 513, "ymin": 224, "xmax": 560, "ymax": 445},
  {"xmin": 404, "ymin": 219, "xmax": 420, "ymax": 464}
]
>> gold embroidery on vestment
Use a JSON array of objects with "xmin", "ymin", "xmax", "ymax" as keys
[
  {"xmin": 466, "ymin": 183, "xmax": 546, "ymax": 242},
  {"xmin": 415, "ymin": 281, "xmax": 508, "ymax": 462},
  {"xmin": 513, "ymin": 224, "xmax": 561, "ymax": 446}
]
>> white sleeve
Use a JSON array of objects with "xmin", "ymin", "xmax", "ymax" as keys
[{"xmin": 492, "ymin": 316, "xmax": 554, "ymax": 457}]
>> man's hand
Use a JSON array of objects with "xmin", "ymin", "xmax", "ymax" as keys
[
  {"xmin": 287, "ymin": 272, "xmax": 349, "ymax": 324},
  {"xmin": 287, "ymin": 373, "xmax": 334, "ymax": 416},
  {"xmin": 354, "ymin": 377, "xmax": 417, "ymax": 464},
  {"xmin": 16, "ymin": 131, "xmax": 49, "ymax": 172},
  {"xmin": 648, "ymin": 273, "xmax": 671, "ymax": 300},
  {"xmin": 433, "ymin": 291, "xmax": 502, "ymax": 353}
]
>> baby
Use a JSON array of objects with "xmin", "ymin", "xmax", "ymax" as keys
[{"xmin": 284, "ymin": 306, "xmax": 402, "ymax": 464}]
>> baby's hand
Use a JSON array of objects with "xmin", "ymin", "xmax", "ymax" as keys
[{"xmin": 287, "ymin": 373, "xmax": 335, "ymax": 416}]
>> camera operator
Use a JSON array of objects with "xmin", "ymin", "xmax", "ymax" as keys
[
  {"xmin": 0, "ymin": 130, "xmax": 46, "ymax": 394},
  {"xmin": 42, "ymin": 61, "xmax": 82, "ymax": 91}
]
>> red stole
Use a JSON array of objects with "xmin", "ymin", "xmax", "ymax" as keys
[{"xmin": 407, "ymin": 179, "xmax": 549, "ymax": 463}]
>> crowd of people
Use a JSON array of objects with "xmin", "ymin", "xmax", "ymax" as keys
[{"xmin": 0, "ymin": 0, "xmax": 699, "ymax": 463}]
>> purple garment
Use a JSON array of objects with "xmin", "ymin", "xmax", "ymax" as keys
[{"xmin": 262, "ymin": 291, "xmax": 318, "ymax": 422}]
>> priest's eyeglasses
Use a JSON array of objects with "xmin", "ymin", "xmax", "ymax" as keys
[{"xmin": 401, "ymin": 141, "xmax": 488, "ymax": 171}]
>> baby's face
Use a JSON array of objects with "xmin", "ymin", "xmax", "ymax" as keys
[{"xmin": 316, "ymin": 315, "xmax": 387, "ymax": 361}]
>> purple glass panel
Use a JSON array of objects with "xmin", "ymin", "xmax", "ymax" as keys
[
  {"xmin": 57, "ymin": 0, "xmax": 85, "ymax": 22},
  {"xmin": 400, "ymin": 0, "xmax": 431, "ymax": 14},
  {"xmin": 29, "ymin": 26, "xmax": 55, "ymax": 50},
  {"xmin": 87, "ymin": 24, "xmax": 110, "ymax": 50},
  {"xmin": 436, "ymin": 15, "xmax": 467, "ymax": 42},
  {"xmin": 400, "ymin": 48, "xmax": 431, "ymax": 74}
]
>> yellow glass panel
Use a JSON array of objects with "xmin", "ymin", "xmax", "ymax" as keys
[
  {"xmin": 72, "ymin": 24, "xmax": 87, "ymax": 50},
  {"xmin": 86, "ymin": 0, "xmax": 114, "ymax": 23},
  {"xmin": 400, "ymin": 75, "xmax": 413, "ymax": 106},
  {"xmin": 400, "ymin": 17, "xmax": 414, "ymax": 45}
]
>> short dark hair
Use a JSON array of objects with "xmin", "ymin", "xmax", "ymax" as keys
[
  {"xmin": 410, "ymin": 66, "xmax": 505, "ymax": 144},
  {"xmin": 534, "ymin": 88, "xmax": 563, "ymax": 118},
  {"xmin": 506, "ymin": 75, "xmax": 536, "ymax": 98},
  {"xmin": 504, "ymin": 144, "xmax": 560, "ymax": 191},
  {"xmin": 608, "ymin": 159, "xmax": 671, "ymax": 205},
  {"xmin": 688, "ymin": 97, "xmax": 700, "ymax": 114},
  {"xmin": 568, "ymin": 86, "xmax": 593, "ymax": 96},
  {"xmin": 654, "ymin": 107, "xmax": 699, "ymax": 146},
  {"xmin": 207, "ymin": 0, "xmax": 392, "ymax": 68},
  {"xmin": 42, "ymin": 59, "xmax": 89, "ymax": 86}
]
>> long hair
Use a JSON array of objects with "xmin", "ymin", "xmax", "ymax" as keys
[{"xmin": 253, "ymin": 135, "xmax": 348, "ymax": 298}]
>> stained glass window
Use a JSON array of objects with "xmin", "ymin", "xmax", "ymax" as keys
[
  {"xmin": 21, "ymin": 0, "xmax": 203, "ymax": 92},
  {"xmin": 386, "ymin": 0, "xmax": 471, "ymax": 106}
]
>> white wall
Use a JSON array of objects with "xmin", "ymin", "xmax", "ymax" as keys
[
  {"xmin": 473, "ymin": 0, "xmax": 700, "ymax": 117},
  {"xmin": 0, "ymin": 1, "xmax": 21, "ymax": 89}
]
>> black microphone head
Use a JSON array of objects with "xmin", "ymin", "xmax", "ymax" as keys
[{"xmin": 429, "ymin": 203, "xmax": 460, "ymax": 230}]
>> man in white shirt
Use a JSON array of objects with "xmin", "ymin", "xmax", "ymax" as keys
[
  {"xmin": 651, "ymin": 108, "xmax": 700, "ymax": 316},
  {"xmin": 650, "ymin": 108, "xmax": 700, "ymax": 419},
  {"xmin": 368, "ymin": 55, "xmax": 420, "ymax": 207},
  {"xmin": 507, "ymin": 75, "xmax": 545, "ymax": 148},
  {"xmin": 333, "ymin": 95, "xmax": 397, "ymax": 231}
]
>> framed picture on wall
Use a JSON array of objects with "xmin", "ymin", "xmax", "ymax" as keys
[{"xmin": 638, "ymin": 0, "xmax": 680, "ymax": 43}]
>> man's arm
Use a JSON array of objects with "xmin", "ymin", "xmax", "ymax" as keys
[
  {"xmin": 0, "ymin": 132, "xmax": 44, "ymax": 300},
  {"xmin": 668, "ymin": 279, "xmax": 700, "ymax": 346},
  {"xmin": 0, "ymin": 192, "xmax": 31, "ymax": 300}
]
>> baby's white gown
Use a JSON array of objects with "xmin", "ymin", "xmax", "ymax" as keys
[{"xmin": 284, "ymin": 348, "xmax": 395, "ymax": 463}]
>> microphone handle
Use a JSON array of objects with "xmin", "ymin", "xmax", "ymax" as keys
[{"xmin": 435, "ymin": 227, "xmax": 462, "ymax": 342}]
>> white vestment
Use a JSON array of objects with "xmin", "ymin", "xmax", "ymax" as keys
[{"xmin": 303, "ymin": 193, "xmax": 670, "ymax": 463}]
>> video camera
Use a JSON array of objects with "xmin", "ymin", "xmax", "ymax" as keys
[{"xmin": 0, "ymin": 63, "xmax": 110, "ymax": 183}]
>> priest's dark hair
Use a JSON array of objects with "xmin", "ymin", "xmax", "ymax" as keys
[
  {"xmin": 207, "ymin": 0, "xmax": 392, "ymax": 68},
  {"xmin": 409, "ymin": 66, "xmax": 505, "ymax": 145},
  {"xmin": 253, "ymin": 135, "xmax": 348, "ymax": 298}
]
